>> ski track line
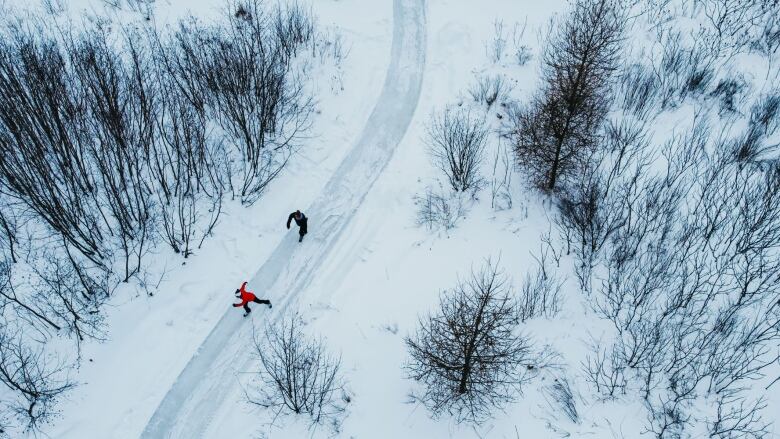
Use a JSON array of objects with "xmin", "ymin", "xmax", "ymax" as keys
[{"xmin": 140, "ymin": 0, "xmax": 426, "ymax": 437}]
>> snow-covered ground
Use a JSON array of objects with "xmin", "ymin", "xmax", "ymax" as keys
[{"xmin": 5, "ymin": 0, "xmax": 777, "ymax": 438}]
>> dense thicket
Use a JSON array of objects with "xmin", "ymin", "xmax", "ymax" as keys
[
  {"xmin": 0, "ymin": 1, "xmax": 317, "ymax": 433},
  {"xmin": 560, "ymin": 87, "xmax": 780, "ymax": 439}
]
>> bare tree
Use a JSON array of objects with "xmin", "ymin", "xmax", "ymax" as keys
[
  {"xmin": 405, "ymin": 259, "xmax": 532, "ymax": 424},
  {"xmin": 250, "ymin": 312, "xmax": 347, "ymax": 430},
  {"xmin": 0, "ymin": 327, "xmax": 75, "ymax": 433},
  {"xmin": 427, "ymin": 107, "xmax": 488, "ymax": 193},
  {"xmin": 511, "ymin": 0, "xmax": 623, "ymax": 191}
]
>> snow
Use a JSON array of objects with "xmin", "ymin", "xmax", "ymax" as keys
[
  {"xmin": 3, "ymin": 0, "xmax": 777, "ymax": 438},
  {"xmin": 141, "ymin": 0, "xmax": 425, "ymax": 436}
]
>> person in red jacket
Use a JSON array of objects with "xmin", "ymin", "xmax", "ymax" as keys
[{"xmin": 233, "ymin": 281, "xmax": 272, "ymax": 317}]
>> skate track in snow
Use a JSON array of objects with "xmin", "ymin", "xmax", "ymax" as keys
[{"xmin": 141, "ymin": 0, "xmax": 426, "ymax": 437}]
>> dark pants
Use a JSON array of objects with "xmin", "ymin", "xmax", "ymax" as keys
[
  {"xmin": 298, "ymin": 223, "xmax": 307, "ymax": 242},
  {"xmin": 244, "ymin": 298, "xmax": 270, "ymax": 313}
]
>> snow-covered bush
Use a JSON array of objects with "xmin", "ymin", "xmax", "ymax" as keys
[
  {"xmin": 486, "ymin": 19, "xmax": 507, "ymax": 63},
  {"xmin": 405, "ymin": 260, "xmax": 532, "ymax": 424},
  {"xmin": 413, "ymin": 187, "xmax": 467, "ymax": 231},
  {"xmin": 427, "ymin": 107, "xmax": 488, "ymax": 193},
  {"xmin": 518, "ymin": 249, "xmax": 562, "ymax": 322},
  {"xmin": 617, "ymin": 63, "xmax": 659, "ymax": 120},
  {"xmin": 489, "ymin": 140, "xmax": 513, "ymax": 211},
  {"xmin": 543, "ymin": 377, "xmax": 579, "ymax": 424},
  {"xmin": 468, "ymin": 74, "xmax": 512, "ymax": 108},
  {"xmin": 710, "ymin": 75, "xmax": 750, "ymax": 115},
  {"xmin": 250, "ymin": 313, "xmax": 348, "ymax": 430}
]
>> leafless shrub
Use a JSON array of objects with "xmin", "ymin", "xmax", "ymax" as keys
[
  {"xmin": 427, "ymin": 107, "xmax": 488, "ymax": 193},
  {"xmin": 250, "ymin": 312, "xmax": 347, "ymax": 430},
  {"xmin": 644, "ymin": 394, "xmax": 690, "ymax": 438},
  {"xmin": 512, "ymin": 19, "xmax": 532, "ymax": 66},
  {"xmin": 518, "ymin": 247, "xmax": 562, "ymax": 322},
  {"xmin": 754, "ymin": 13, "xmax": 780, "ymax": 59},
  {"xmin": 749, "ymin": 89, "xmax": 780, "ymax": 136},
  {"xmin": 486, "ymin": 19, "xmax": 507, "ymax": 63},
  {"xmin": 556, "ymin": 117, "xmax": 652, "ymax": 294},
  {"xmin": 652, "ymin": 31, "xmax": 716, "ymax": 109},
  {"xmin": 272, "ymin": 1, "xmax": 315, "ymax": 60},
  {"xmin": 31, "ymin": 251, "xmax": 109, "ymax": 350},
  {"xmin": 582, "ymin": 342, "xmax": 627, "ymax": 399},
  {"xmin": 405, "ymin": 259, "xmax": 532, "ymax": 424},
  {"xmin": 413, "ymin": 187, "xmax": 467, "ymax": 231},
  {"xmin": 511, "ymin": 0, "xmax": 624, "ymax": 191},
  {"xmin": 543, "ymin": 377, "xmax": 579, "ymax": 424},
  {"xmin": 490, "ymin": 140, "xmax": 513, "ymax": 211},
  {"xmin": 152, "ymin": 60, "xmax": 228, "ymax": 257},
  {"xmin": 710, "ymin": 75, "xmax": 750, "ymax": 115},
  {"xmin": 617, "ymin": 63, "xmax": 659, "ymax": 119},
  {"xmin": 469, "ymin": 74, "xmax": 512, "ymax": 108},
  {"xmin": 515, "ymin": 46, "xmax": 532, "ymax": 66}
]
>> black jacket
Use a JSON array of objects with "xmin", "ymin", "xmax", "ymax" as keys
[{"xmin": 287, "ymin": 211, "xmax": 308, "ymax": 233}]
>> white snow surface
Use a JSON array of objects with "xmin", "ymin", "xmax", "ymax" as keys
[
  {"xmin": 142, "ymin": 0, "xmax": 425, "ymax": 437},
  {"xmin": 6, "ymin": 0, "xmax": 776, "ymax": 438}
]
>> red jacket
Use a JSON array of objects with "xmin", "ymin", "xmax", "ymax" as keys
[{"xmin": 233, "ymin": 282, "xmax": 257, "ymax": 307}]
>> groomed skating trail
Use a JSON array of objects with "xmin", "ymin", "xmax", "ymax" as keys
[{"xmin": 140, "ymin": 0, "xmax": 426, "ymax": 437}]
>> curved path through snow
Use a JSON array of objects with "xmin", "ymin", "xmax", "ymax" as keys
[{"xmin": 141, "ymin": 0, "xmax": 426, "ymax": 437}]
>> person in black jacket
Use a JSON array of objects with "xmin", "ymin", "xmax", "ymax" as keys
[{"xmin": 286, "ymin": 210, "xmax": 308, "ymax": 242}]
